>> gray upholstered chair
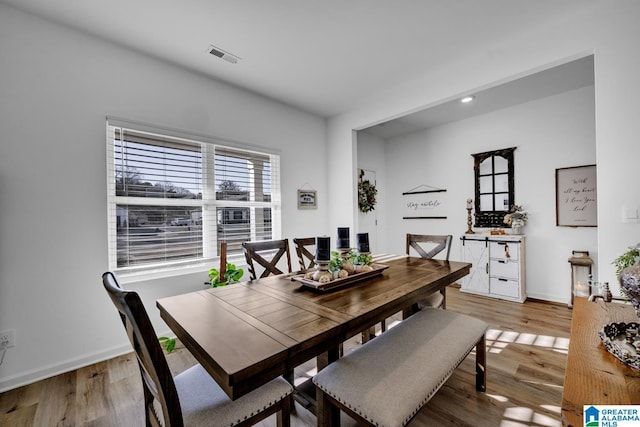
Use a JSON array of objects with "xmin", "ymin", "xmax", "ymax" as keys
[
  {"xmin": 102, "ymin": 272, "xmax": 292, "ymax": 427},
  {"xmin": 406, "ymin": 234, "xmax": 453, "ymax": 309}
]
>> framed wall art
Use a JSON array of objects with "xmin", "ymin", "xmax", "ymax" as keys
[
  {"xmin": 402, "ymin": 184, "xmax": 447, "ymax": 219},
  {"xmin": 297, "ymin": 189, "xmax": 317, "ymax": 209},
  {"xmin": 555, "ymin": 164, "xmax": 597, "ymax": 227}
]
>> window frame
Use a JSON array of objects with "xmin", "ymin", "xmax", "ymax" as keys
[
  {"xmin": 472, "ymin": 147, "xmax": 516, "ymax": 228},
  {"xmin": 106, "ymin": 118, "xmax": 281, "ymax": 281}
]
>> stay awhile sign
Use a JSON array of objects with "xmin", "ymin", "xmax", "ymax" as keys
[{"xmin": 402, "ymin": 186, "xmax": 447, "ymax": 219}]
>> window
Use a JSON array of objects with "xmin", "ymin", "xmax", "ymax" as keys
[
  {"xmin": 472, "ymin": 147, "xmax": 515, "ymax": 228},
  {"xmin": 106, "ymin": 120, "xmax": 280, "ymax": 274}
]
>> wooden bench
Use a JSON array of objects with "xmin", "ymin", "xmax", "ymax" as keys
[{"xmin": 313, "ymin": 308, "xmax": 488, "ymax": 427}]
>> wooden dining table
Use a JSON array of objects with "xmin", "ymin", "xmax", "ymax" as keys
[{"xmin": 156, "ymin": 256, "xmax": 471, "ymax": 407}]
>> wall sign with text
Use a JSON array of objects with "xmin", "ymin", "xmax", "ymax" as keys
[
  {"xmin": 402, "ymin": 186, "xmax": 447, "ymax": 219},
  {"xmin": 555, "ymin": 164, "xmax": 597, "ymax": 227}
]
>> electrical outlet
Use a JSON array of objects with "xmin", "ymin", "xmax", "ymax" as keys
[{"xmin": 0, "ymin": 329, "xmax": 15, "ymax": 349}]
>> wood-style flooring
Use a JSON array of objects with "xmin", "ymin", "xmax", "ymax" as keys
[{"xmin": 0, "ymin": 286, "xmax": 572, "ymax": 426}]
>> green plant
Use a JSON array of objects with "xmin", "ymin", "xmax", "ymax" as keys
[
  {"xmin": 355, "ymin": 252, "xmax": 373, "ymax": 265},
  {"xmin": 208, "ymin": 263, "xmax": 244, "ymax": 287},
  {"xmin": 612, "ymin": 245, "xmax": 640, "ymax": 275},
  {"xmin": 328, "ymin": 251, "xmax": 343, "ymax": 272},
  {"xmin": 358, "ymin": 180, "xmax": 377, "ymax": 213},
  {"xmin": 158, "ymin": 336, "xmax": 177, "ymax": 353}
]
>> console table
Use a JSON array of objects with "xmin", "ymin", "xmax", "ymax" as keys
[{"xmin": 561, "ymin": 297, "xmax": 640, "ymax": 426}]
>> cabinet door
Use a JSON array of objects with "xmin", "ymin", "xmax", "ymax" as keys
[{"xmin": 461, "ymin": 240, "xmax": 489, "ymax": 294}]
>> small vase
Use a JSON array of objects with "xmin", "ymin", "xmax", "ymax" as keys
[{"xmin": 510, "ymin": 219, "xmax": 524, "ymax": 235}]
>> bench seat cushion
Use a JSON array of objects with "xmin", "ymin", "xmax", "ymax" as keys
[{"xmin": 313, "ymin": 308, "xmax": 487, "ymax": 427}]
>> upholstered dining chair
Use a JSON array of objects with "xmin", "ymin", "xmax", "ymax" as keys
[
  {"xmin": 101, "ymin": 272, "xmax": 292, "ymax": 427},
  {"xmin": 242, "ymin": 239, "xmax": 293, "ymax": 279},
  {"xmin": 406, "ymin": 233, "xmax": 453, "ymax": 309},
  {"xmin": 293, "ymin": 237, "xmax": 316, "ymax": 271}
]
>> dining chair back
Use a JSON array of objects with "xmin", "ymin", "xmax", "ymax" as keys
[
  {"xmin": 406, "ymin": 234, "xmax": 453, "ymax": 310},
  {"xmin": 293, "ymin": 237, "xmax": 316, "ymax": 270},
  {"xmin": 102, "ymin": 272, "xmax": 292, "ymax": 427},
  {"xmin": 243, "ymin": 239, "xmax": 293, "ymax": 279},
  {"xmin": 102, "ymin": 271, "xmax": 182, "ymax": 426},
  {"xmin": 406, "ymin": 234, "xmax": 452, "ymax": 260}
]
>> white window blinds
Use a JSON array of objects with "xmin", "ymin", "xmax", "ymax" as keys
[{"xmin": 106, "ymin": 121, "xmax": 281, "ymax": 274}]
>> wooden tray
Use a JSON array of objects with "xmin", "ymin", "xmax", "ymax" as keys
[{"xmin": 291, "ymin": 263, "xmax": 389, "ymax": 291}]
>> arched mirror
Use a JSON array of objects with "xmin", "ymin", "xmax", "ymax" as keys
[{"xmin": 472, "ymin": 147, "xmax": 516, "ymax": 227}]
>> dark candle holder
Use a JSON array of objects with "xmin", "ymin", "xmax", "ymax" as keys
[
  {"xmin": 337, "ymin": 227, "xmax": 350, "ymax": 250},
  {"xmin": 316, "ymin": 236, "xmax": 331, "ymax": 262},
  {"xmin": 357, "ymin": 233, "xmax": 370, "ymax": 253}
]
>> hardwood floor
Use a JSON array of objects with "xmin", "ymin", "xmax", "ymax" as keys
[{"xmin": 0, "ymin": 286, "xmax": 572, "ymax": 426}]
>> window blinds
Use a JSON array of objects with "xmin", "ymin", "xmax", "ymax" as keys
[{"xmin": 106, "ymin": 122, "xmax": 281, "ymax": 273}]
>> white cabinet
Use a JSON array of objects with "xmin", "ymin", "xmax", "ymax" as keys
[{"xmin": 460, "ymin": 235, "xmax": 526, "ymax": 303}]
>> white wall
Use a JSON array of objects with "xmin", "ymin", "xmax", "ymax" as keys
[
  {"xmin": 328, "ymin": 1, "xmax": 640, "ymax": 303},
  {"xmin": 0, "ymin": 5, "xmax": 327, "ymax": 391},
  {"xmin": 374, "ymin": 86, "xmax": 596, "ymax": 302},
  {"xmin": 356, "ymin": 132, "xmax": 387, "ymax": 253}
]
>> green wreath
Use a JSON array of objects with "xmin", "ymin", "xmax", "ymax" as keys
[{"xmin": 358, "ymin": 180, "xmax": 377, "ymax": 213}]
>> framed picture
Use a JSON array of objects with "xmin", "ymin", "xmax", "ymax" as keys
[
  {"xmin": 555, "ymin": 164, "xmax": 597, "ymax": 227},
  {"xmin": 297, "ymin": 190, "xmax": 317, "ymax": 209}
]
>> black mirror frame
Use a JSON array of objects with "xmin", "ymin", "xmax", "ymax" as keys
[{"xmin": 472, "ymin": 147, "xmax": 516, "ymax": 228}]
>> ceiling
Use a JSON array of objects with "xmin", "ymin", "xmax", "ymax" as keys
[
  {"xmin": 362, "ymin": 55, "xmax": 594, "ymax": 139},
  {"xmin": 2, "ymin": 0, "xmax": 596, "ymax": 128}
]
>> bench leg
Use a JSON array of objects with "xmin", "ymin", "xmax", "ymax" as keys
[
  {"xmin": 316, "ymin": 388, "xmax": 340, "ymax": 427},
  {"xmin": 475, "ymin": 334, "xmax": 486, "ymax": 392}
]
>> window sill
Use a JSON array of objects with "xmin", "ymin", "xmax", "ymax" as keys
[{"xmin": 115, "ymin": 255, "xmax": 246, "ymax": 284}]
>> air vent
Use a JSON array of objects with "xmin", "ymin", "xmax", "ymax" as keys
[{"xmin": 208, "ymin": 45, "xmax": 240, "ymax": 64}]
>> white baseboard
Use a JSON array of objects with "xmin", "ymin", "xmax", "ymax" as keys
[{"xmin": 0, "ymin": 343, "xmax": 132, "ymax": 393}]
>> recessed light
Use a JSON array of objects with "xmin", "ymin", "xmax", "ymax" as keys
[{"xmin": 461, "ymin": 96, "xmax": 475, "ymax": 103}]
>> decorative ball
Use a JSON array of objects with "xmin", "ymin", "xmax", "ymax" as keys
[{"xmin": 318, "ymin": 272, "xmax": 332, "ymax": 284}]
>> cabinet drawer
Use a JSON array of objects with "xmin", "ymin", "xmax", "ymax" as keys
[
  {"xmin": 490, "ymin": 259, "xmax": 519, "ymax": 279},
  {"xmin": 490, "ymin": 241, "xmax": 519, "ymax": 261},
  {"xmin": 490, "ymin": 277, "xmax": 520, "ymax": 298}
]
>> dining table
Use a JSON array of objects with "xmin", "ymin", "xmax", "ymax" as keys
[{"xmin": 156, "ymin": 256, "xmax": 471, "ymax": 412}]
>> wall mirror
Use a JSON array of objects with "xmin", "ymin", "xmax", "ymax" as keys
[{"xmin": 473, "ymin": 147, "xmax": 516, "ymax": 227}]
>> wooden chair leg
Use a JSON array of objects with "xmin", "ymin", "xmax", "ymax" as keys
[
  {"xmin": 284, "ymin": 368, "xmax": 296, "ymax": 414},
  {"xmin": 475, "ymin": 334, "xmax": 486, "ymax": 392},
  {"xmin": 276, "ymin": 392, "xmax": 291, "ymax": 427}
]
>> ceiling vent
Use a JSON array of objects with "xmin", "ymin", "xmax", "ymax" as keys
[{"xmin": 208, "ymin": 45, "xmax": 240, "ymax": 64}]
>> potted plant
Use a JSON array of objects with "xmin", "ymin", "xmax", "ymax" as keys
[
  {"xmin": 612, "ymin": 244, "xmax": 640, "ymax": 276},
  {"xmin": 503, "ymin": 204, "xmax": 528, "ymax": 234},
  {"xmin": 208, "ymin": 263, "xmax": 244, "ymax": 287},
  {"xmin": 329, "ymin": 251, "xmax": 348, "ymax": 279},
  {"xmin": 614, "ymin": 244, "xmax": 640, "ymax": 318}
]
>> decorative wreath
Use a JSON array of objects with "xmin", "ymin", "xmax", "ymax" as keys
[{"xmin": 358, "ymin": 180, "xmax": 378, "ymax": 213}]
